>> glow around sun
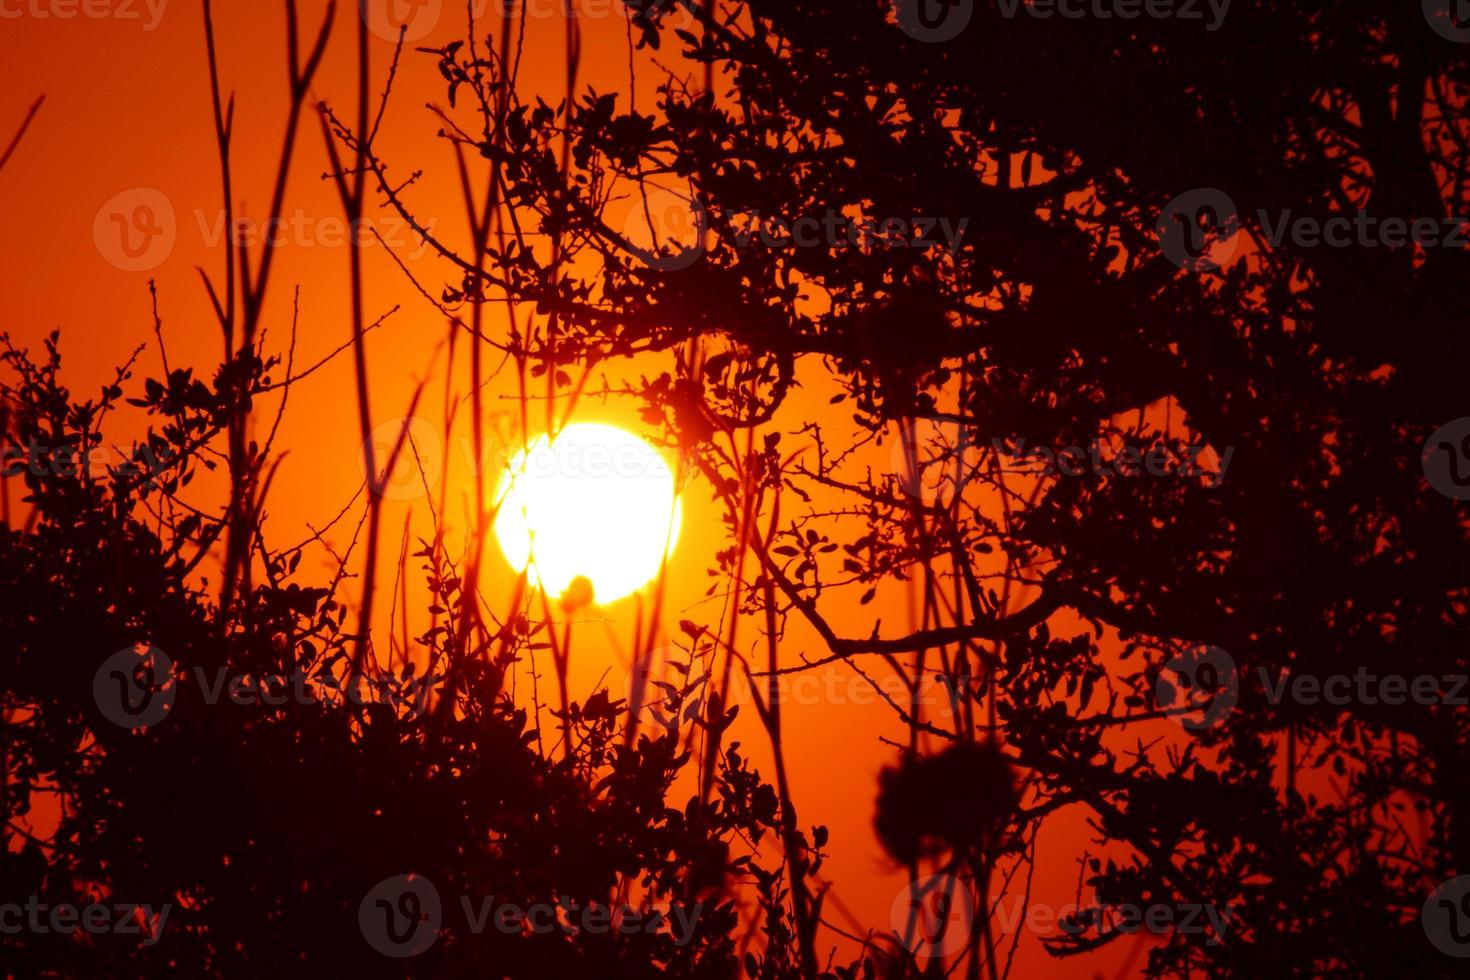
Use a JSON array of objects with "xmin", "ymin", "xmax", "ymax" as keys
[{"xmin": 492, "ymin": 423, "xmax": 682, "ymax": 605}]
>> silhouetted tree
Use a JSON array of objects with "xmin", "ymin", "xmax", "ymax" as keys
[{"xmin": 351, "ymin": 2, "xmax": 1470, "ymax": 976}]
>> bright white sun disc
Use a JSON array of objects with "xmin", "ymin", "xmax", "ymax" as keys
[{"xmin": 492, "ymin": 423, "xmax": 682, "ymax": 604}]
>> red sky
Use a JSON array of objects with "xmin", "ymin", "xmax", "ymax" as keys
[{"xmin": 0, "ymin": 4, "xmax": 1186, "ymax": 975}]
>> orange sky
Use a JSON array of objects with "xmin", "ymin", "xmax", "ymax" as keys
[{"xmin": 0, "ymin": 4, "xmax": 1178, "ymax": 975}]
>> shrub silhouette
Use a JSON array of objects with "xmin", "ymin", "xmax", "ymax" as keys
[{"xmin": 0, "ymin": 336, "xmax": 813, "ymax": 978}]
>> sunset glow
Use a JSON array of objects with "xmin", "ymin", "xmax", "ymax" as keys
[{"xmin": 492, "ymin": 423, "xmax": 681, "ymax": 604}]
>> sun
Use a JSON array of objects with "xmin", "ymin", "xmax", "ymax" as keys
[{"xmin": 492, "ymin": 423, "xmax": 682, "ymax": 605}]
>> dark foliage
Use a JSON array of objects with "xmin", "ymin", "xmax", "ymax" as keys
[{"xmin": 6, "ymin": 1, "xmax": 1470, "ymax": 978}]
